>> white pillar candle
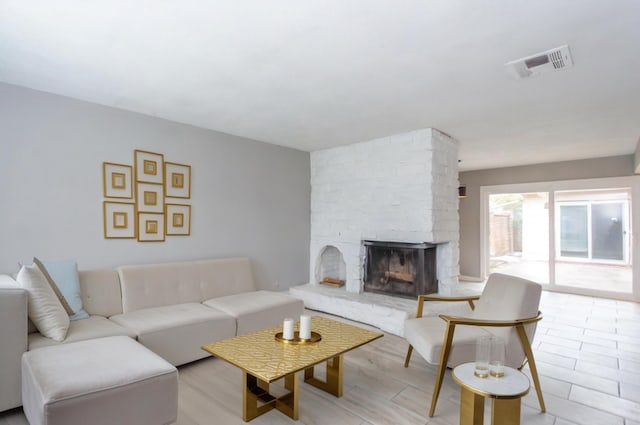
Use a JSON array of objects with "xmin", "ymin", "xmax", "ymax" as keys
[
  {"xmin": 299, "ymin": 314, "xmax": 311, "ymax": 340},
  {"xmin": 283, "ymin": 318, "xmax": 294, "ymax": 340}
]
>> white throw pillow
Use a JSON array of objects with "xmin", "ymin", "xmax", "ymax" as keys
[{"xmin": 16, "ymin": 263, "xmax": 70, "ymax": 341}]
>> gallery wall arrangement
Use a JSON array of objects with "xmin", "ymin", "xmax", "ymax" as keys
[{"xmin": 102, "ymin": 149, "xmax": 192, "ymax": 242}]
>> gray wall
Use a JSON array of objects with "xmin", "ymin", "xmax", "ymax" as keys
[
  {"xmin": 0, "ymin": 83, "xmax": 310, "ymax": 290},
  {"xmin": 459, "ymin": 155, "xmax": 635, "ymax": 279}
]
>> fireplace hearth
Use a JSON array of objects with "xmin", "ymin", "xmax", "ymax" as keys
[{"xmin": 363, "ymin": 240, "xmax": 437, "ymax": 298}]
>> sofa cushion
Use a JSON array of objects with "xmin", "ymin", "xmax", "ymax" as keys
[
  {"xmin": 78, "ymin": 269, "xmax": 123, "ymax": 317},
  {"xmin": 36, "ymin": 258, "xmax": 89, "ymax": 321},
  {"xmin": 28, "ymin": 316, "xmax": 136, "ymax": 350},
  {"xmin": 203, "ymin": 290, "xmax": 305, "ymax": 335},
  {"xmin": 22, "ymin": 336, "xmax": 177, "ymax": 425},
  {"xmin": 16, "ymin": 264, "xmax": 69, "ymax": 342},
  {"xmin": 117, "ymin": 257, "xmax": 256, "ymax": 313},
  {"xmin": 110, "ymin": 303, "xmax": 236, "ymax": 365}
]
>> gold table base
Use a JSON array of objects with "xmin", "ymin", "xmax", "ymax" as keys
[
  {"xmin": 460, "ymin": 387, "xmax": 522, "ymax": 425},
  {"xmin": 242, "ymin": 354, "xmax": 344, "ymax": 421}
]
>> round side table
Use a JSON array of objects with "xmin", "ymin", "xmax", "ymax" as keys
[{"xmin": 452, "ymin": 362, "xmax": 530, "ymax": 425}]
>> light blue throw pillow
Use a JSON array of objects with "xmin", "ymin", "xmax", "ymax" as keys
[{"xmin": 39, "ymin": 259, "xmax": 89, "ymax": 320}]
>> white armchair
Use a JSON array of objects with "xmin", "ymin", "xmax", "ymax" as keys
[{"xmin": 403, "ymin": 273, "xmax": 546, "ymax": 417}]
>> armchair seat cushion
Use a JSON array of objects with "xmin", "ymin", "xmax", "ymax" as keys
[{"xmin": 404, "ymin": 317, "xmax": 491, "ymax": 366}]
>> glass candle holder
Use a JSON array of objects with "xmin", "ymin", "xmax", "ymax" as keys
[{"xmin": 474, "ymin": 336, "xmax": 491, "ymax": 378}]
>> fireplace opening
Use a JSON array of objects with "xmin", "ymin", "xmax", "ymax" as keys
[{"xmin": 363, "ymin": 240, "xmax": 437, "ymax": 298}]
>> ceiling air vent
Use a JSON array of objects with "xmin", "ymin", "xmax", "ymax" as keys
[{"xmin": 506, "ymin": 45, "xmax": 573, "ymax": 79}]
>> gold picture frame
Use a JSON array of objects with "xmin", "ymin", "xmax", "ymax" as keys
[
  {"xmin": 103, "ymin": 202, "xmax": 135, "ymax": 238},
  {"xmin": 103, "ymin": 162, "xmax": 133, "ymax": 199},
  {"xmin": 164, "ymin": 162, "xmax": 191, "ymax": 198},
  {"xmin": 136, "ymin": 182, "xmax": 164, "ymax": 213},
  {"xmin": 165, "ymin": 204, "xmax": 191, "ymax": 236},
  {"xmin": 137, "ymin": 212, "xmax": 165, "ymax": 242},
  {"xmin": 134, "ymin": 150, "xmax": 164, "ymax": 184}
]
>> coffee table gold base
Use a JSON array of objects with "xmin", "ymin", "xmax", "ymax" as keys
[
  {"xmin": 304, "ymin": 354, "xmax": 343, "ymax": 397},
  {"xmin": 243, "ymin": 372, "xmax": 299, "ymax": 421},
  {"xmin": 242, "ymin": 354, "xmax": 344, "ymax": 421},
  {"xmin": 460, "ymin": 387, "xmax": 522, "ymax": 425}
]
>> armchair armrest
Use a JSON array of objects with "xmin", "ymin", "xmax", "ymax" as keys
[
  {"xmin": 414, "ymin": 294, "xmax": 480, "ymax": 318},
  {"xmin": 438, "ymin": 311, "xmax": 543, "ymax": 327}
]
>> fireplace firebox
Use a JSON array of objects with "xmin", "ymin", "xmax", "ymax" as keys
[{"xmin": 362, "ymin": 240, "xmax": 437, "ymax": 298}]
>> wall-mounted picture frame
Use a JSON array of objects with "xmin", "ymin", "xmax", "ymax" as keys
[
  {"xmin": 134, "ymin": 150, "xmax": 164, "ymax": 184},
  {"xmin": 103, "ymin": 202, "xmax": 136, "ymax": 238},
  {"xmin": 137, "ymin": 212, "xmax": 165, "ymax": 242},
  {"xmin": 136, "ymin": 182, "xmax": 164, "ymax": 213},
  {"xmin": 165, "ymin": 204, "xmax": 191, "ymax": 236},
  {"xmin": 164, "ymin": 162, "xmax": 191, "ymax": 198},
  {"xmin": 103, "ymin": 162, "xmax": 133, "ymax": 199}
]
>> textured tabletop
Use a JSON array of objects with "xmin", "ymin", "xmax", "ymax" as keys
[{"xmin": 202, "ymin": 316, "xmax": 383, "ymax": 382}]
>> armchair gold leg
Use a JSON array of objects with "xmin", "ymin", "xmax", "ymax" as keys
[
  {"xmin": 516, "ymin": 325, "xmax": 546, "ymax": 413},
  {"xmin": 404, "ymin": 345, "xmax": 414, "ymax": 368},
  {"xmin": 429, "ymin": 323, "xmax": 456, "ymax": 417}
]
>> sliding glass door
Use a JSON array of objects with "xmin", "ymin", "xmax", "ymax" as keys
[
  {"xmin": 557, "ymin": 198, "xmax": 627, "ymax": 262},
  {"xmin": 484, "ymin": 178, "xmax": 635, "ymax": 299},
  {"xmin": 553, "ymin": 189, "xmax": 630, "ymax": 292}
]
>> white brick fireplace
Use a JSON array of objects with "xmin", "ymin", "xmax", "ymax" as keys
[{"xmin": 291, "ymin": 128, "xmax": 460, "ymax": 335}]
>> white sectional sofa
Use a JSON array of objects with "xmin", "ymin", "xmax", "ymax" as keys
[{"xmin": 0, "ymin": 257, "xmax": 304, "ymax": 413}]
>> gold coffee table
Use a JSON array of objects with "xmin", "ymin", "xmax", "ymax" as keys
[{"xmin": 202, "ymin": 316, "xmax": 383, "ymax": 421}]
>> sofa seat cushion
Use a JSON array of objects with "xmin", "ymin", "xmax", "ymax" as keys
[
  {"xmin": 203, "ymin": 290, "xmax": 305, "ymax": 335},
  {"xmin": 28, "ymin": 316, "xmax": 136, "ymax": 350},
  {"xmin": 110, "ymin": 303, "xmax": 236, "ymax": 365},
  {"xmin": 22, "ymin": 336, "xmax": 177, "ymax": 425}
]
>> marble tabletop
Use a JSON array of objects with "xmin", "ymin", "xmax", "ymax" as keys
[{"xmin": 452, "ymin": 362, "xmax": 531, "ymax": 399}]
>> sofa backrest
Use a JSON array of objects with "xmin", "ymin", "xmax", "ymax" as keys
[
  {"xmin": 78, "ymin": 269, "xmax": 123, "ymax": 317},
  {"xmin": 117, "ymin": 257, "xmax": 256, "ymax": 313}
]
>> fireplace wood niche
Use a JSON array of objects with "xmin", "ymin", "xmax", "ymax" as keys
[{"xmin": 363, "ymin": 240, "xmax": 437, "ymax": 299}]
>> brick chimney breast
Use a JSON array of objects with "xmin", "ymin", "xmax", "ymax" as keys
[{"xmin": 310, "ymin": 128, "xmax": 460, "ymax": 293}]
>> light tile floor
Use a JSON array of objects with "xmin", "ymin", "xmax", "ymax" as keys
[
  {"xmin": 0, "ymin": 291, "xmax": 638, "ymax": 425},
  {"xmin": 525, "ymin": 291, "xmax": 640, "ymax": 425}
]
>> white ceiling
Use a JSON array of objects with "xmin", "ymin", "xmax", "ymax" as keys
[{"xmin": 1, "ymin": 1, "xmax": 639, "ymax": 171}]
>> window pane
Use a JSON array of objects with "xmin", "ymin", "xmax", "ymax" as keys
[
  {"xmin": 592, "ymin": 203, "xmax": 623, "ymax": 261},
  {"xmin": 559, "ymin": 205, "xmax": 588, "ymax": 258}
]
